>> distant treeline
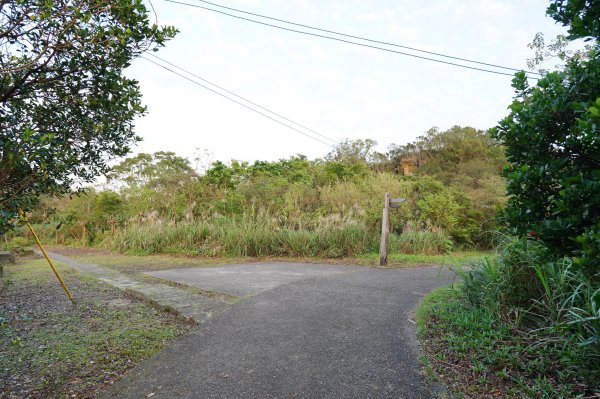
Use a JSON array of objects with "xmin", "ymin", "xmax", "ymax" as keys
[{"xmin": 20, "ymin": 126, "xmax": 507, "ymax": 256}]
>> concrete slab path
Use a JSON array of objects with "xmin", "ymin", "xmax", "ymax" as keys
[
  {"xmin": 44, "ymin": 251, "xmax": 230, "ymax": 323},
  {"xmin": 146, "ymin": 262, "xmax": 356, "ymax": 296},
  {"xmin": 100, "ymin": 262, "xmax": 455, "ymax": 399}
]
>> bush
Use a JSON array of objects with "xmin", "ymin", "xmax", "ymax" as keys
[
  {"xmin": 455, "ymin": 237, "xmax": 600, "ymax": 390},
  {"xmin": 492, "ymin": 53, "xmax": 600, "ymax": 278},
  {"xmin": 418, "ymin": 285, "xmax": 597, "ymax": 397}
]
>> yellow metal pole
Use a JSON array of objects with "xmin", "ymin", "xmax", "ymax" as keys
[{"xmin": 20, "ymin": 213, "xmax": 73, "ymax": 301}]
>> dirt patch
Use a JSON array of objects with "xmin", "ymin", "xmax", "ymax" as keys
[
  {"xmin": 0, "ymin": 260, "xmax": 193, "ymax": 399},
  {"xmin": 106, "ymin": 297, "xmax": 134, "ymax": 307},
  {"xmin": 45, "ymin": 245, "xmax": 113, "ymax": 257}
]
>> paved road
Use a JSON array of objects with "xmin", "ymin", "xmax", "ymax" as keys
[{"xmin": 101, "ymin": 263, "xmax": 455, "ymax": 399}]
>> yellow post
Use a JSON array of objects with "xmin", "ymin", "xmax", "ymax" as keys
[{"xmin": 20, "ymin": 212, "xmax": 74, "ymax": 301}]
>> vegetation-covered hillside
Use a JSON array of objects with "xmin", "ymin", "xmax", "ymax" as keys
[{"xmin": 12, "ymin": 125, "xmax": 506, "ymax": 257}]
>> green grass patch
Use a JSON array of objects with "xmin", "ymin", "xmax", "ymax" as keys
[
  {"xmin": 417, "ymin": 285, "xmax": 597, "ymax": 398},
  {"xmin": 358, "ymin": 250, "xmax": 488, "ymax": 266},
  {"xmin": 0, "ymin": 259, "xmax": 192, "ymax": 398}
]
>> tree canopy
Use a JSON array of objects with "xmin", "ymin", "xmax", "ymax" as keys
[
  {"xmin": 108, "ymin": 151, "xmax": 196, "ymax": 189},
  {"xmin": 0, "ymin": 0, "xmax": 177, "ymax": 233},
  {"xmin": 547, "ymin": 0, "xmax": 600, "ymax": 40},
  {"xmin": 493, "ymin": 0, "xmax": 600, "ymax": 278}
]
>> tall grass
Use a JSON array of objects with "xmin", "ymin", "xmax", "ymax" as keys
[
  {"xmin": 530, "ymin": 257, "xmax": 600, "ymax": 380},
  {"xmin": 389, "ymin": 229, "xmax": 452, "ymax": 255},
  {"xmin": 99, "ymin": 218, "xmax": 450, "ymax": 258},
  {"xmin": 15, "ymin": 215, "xmax": 452, "ymax": 257},
  {"xmin": 104, "ymin": 218, "xmax": 380, "ymax": 258},
  {"xmin": 455, "ymin": 236, "xmax": 600, "ymax": 389}
]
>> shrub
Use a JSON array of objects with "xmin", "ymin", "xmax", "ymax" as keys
[
  {"xmin": 492, "ymin": 54, "xmax": 600, "ymax": 278},
  {"xmin": 456, "ymin": 237, "xmax": 600, "ymax": 389}
]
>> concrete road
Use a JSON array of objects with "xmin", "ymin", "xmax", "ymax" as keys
[{"xmin": 102, "ymin": 263, "xmax": 455, "ymax": 399}]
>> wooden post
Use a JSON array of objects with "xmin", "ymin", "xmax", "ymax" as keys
[{"xmin": 379, "ymin": 192, "xmax": 390, "ymax": 266}]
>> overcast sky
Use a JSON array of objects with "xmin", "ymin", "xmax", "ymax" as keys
[{"xmin": 125, "ymin": 0, "xmax": 573, "ymax": 165}]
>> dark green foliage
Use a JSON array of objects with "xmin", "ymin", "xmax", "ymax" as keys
[
  {"xmin": 547, "ymin": 0, "xmax": 600, "ymax": 40},
  {"xmin": 450, "ymin": 37, "xmax": 600, "ymax": 394},
  {"xmin": 322, "ymin": 160, "xmax": 369, "ymax": 182},
  {"xmin": 456, "ymin": 239, "xmax": 550, "ymax": 311},
  {"xmin": 0, "ymin": 1, "xmax": 177, "ymax": 234},
  {"xmin": 492, "ymin": 52, "xmax": 600, "ymax": 278},
  {"xmin": 92, "ymin": 191, "xmax": 124, "ymax": 227}
]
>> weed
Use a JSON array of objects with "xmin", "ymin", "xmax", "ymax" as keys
[
  {"xmin": 420, "ymin": 235, "xmax": 600, "ymax": 398},
  {"xmin": 417, "ymin": 285, "xmax": 597, "ymax": 398}
]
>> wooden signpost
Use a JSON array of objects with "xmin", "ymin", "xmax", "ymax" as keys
[{"xmin": 379, "ymin": 193, "xmax": 406, "ymax": 266}]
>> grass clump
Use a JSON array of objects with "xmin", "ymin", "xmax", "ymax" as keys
[
  {"xmin": 389, "ymin": 228, "xmax": 453, "ymax": 255},
  {"xmin": 106, "ymin": 218, "xmax": 379, "ymax": 258},
  {"xmin": 418, "ymin": 286, "xmax": 592, "ymax": 398},
  {"xmin": 417, "ymin": 238, "xmax": 600, "ymax": 398}
]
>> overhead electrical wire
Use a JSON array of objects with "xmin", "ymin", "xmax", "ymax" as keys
[
  {"xmin": 146, "ymin": 52, "xmax": 338, "ymax": 145},
  {"xmin": 193, "ymin": 0, "xmax": 541, "ymax": 76},
  {"xmin": 141, "ymin": 55, "xmax": 337, "ymax": 148},
  {"xmin": 164, "ymin": 0, "xmax": 540, "ymax": 80}
]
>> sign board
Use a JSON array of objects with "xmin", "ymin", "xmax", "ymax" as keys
[{"xmin": 389, "ymin": 198, "xmax": 406, "ymax": 208}]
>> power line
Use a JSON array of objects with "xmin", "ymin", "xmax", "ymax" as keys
[
  {"xmin": 195, "ymin": 0, "xmax": 541, "ymax": 76},
  {"xmin": 164, "ymin": 0, "xmax": 539, "ymax": 80},
  {"xmin": 146, "ymin": 53, "xmax": 338, "ymax": 145},
  {"xmin": 140, "ymin": 55, "xmax": 337, "ymax": 148}
]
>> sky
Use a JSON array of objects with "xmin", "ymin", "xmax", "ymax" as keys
[{"xmin": 125, "ymin": 0, "xmax": 573, "ymax": 165}]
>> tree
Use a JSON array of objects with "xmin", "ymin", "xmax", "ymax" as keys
[
  {"xmin": 0, "ymin": 1, "xmax": 177, "ymax": 233},
  {"xmin": 492, "ymin": 31, "xmax": 599, "ymax": 277},
  {"xmin": 325, "ymin": 138, "xmax": 378, "ymax": 164},
  {"xmin": 547, "ymin": 0, "xmax": 600, "ymax": 40},
  {"xmin": 107, "ymin": 152, "xmax": 197, "ymax": 219},
  {"xmin": 92, "ymin": 190, "xmax": 124, "ymax": 229},
  {"xmin": 108, "ymin": 152, "xmax": 196, "ymax": 190}
]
